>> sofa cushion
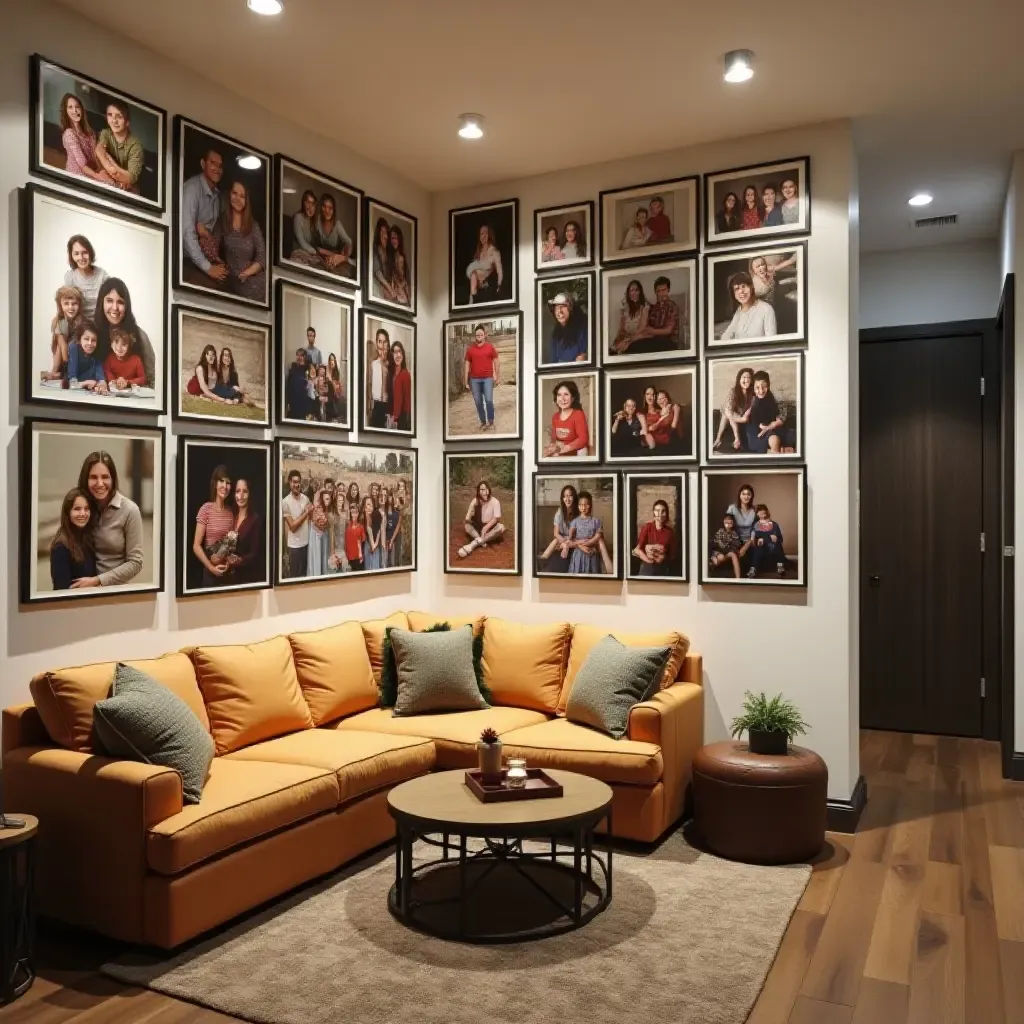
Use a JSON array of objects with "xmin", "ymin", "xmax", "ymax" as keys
[
  {"xmin": 391, "ymin": 626, "xmax": 487, "ymax": 717},
  {"xmin": 147, "ymin": 758, "xmax": 339, "ymax": 875},
  {"xmin": 225, "ymin": 729, "xmax": 435, "ymax": 803},
  {"xmin": 192, "ymin": 635, "xmax": 313, "ymax": 756},
  {"xmin": 361, "ymin": 612, "xmax": 410, "ymax": 681},
  {"xmin": 407, "ymin": 611, "xmax": 485, "ymax": 636},
  {"xmin": 500, "ymin": 718, "xmax": 664, "ymax": 786},
  {"xmin": 29, "ymin": 653, "xmax": 209, "ymax": 753},
  {"xmin": 480, "ymin": 617, "xmax": 571, "ymax": 713},
  {"xmin": 558, "ymin": 625, "xmax": 690, "ymax": 713},
  {"xmin": 288, "ymin": 621, "xmax": 377, "ymax": 726}
]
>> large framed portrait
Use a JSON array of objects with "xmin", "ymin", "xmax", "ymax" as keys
[
  {"xmin": 536, "ymin": 369, "xmax": 600, "ymax": 466},
  {"xmin": 173, "ymin": 306, "xmax": 270, "ymax": 426},
  {"xmin": 443, "ymin": 314, "xmax": 522, "ymax": 442},
  {"xmin": 275, "ymin": 439, "xmax": 416, "ymax": 585},
  {"xmin": 275, "ymin": 154, "xmax": 361, "ymax": 290},
  {"xmin": 276, "ymin": 280, "xmax": 353, "ymax": 432},
  {"xmin": 365, "ymin": 197, "xmax": 416, "ymax": 316},
  {"xmin": 534, "ymin": 201, "xmax": 594, "ymax": 273},
  {"xmin": 705, "ymin": 352, "xmax": 804, "ymax": 463},
  {"xmin": 704, "ymin": 157, "xmax": 810, "ymax": 248},
  {"xmin": 705, "ymin": 242, "xmax": 806, "ymax": 349},
  {"xmin": 445, "ymin": 451, "xmax": 521, "ymax": 576},
  {"xmin": 173, "ymin": 116, "xmax": 271, "ymax": 309},
  {"xmin": 536, "ymin": 272, "xmax": 595, "ymax": 370},
  {"xmin": 177, "ymin": 436, "xmax": 272, "ymax": 597},
  {"xmin": 601, "ymin": 260, "xmax": 698, "ymax": 364},
  {"xmin": 532, "ymin": 472, "xmax": 621, "ymax": 580},
  {"xmin": 599, "ymin": 176, "xmax": 698, "ymax": 265},
  {"xmin": 699, "ymin": 466, "xmax": 807, "ymax": 587},
  {"xmin": 30, "ymin": 55, "xmax": 166, "ymax": 214},
  {"xmin": 604, "ymin": 365, "xmax": 697, "ymax": 464},
  {"xmin": 625, "ymin": 472, "xmax": 688, "ymax": 583},
  {"xmin": 449, "ymin": 199, "xmax": 518, "ymax": 312},
  {"xmin": 23, "ymin": 184, "xmax": 167, "ymax": 415},
  {"xmin": 21, "ymin": 418, "xmax": 165, "ymax": 604},
  {"xmin": 361, "ymin": 313, "xmax": 416, "ymax": 437}
]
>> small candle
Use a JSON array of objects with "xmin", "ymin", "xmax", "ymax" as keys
[{"xmin": 506, "ymin": 757, "xmax": 528, "ymax": 789}]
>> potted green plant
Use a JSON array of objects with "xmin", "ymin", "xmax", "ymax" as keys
[
  {"xmin": 730, "ymin": 691, "xmax": 808, "ymax": 755},
  {"xmin": 477, "ymin": 727, "xmax": 503, "ymax": 783}
]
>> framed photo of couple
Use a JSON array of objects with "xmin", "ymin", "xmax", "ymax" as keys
[
  {"xmin": 625, "ymin": 472, "xmax": 688, "ymax": 583},
  {"xmin": 361, "ymin": 312, "xmax": 416, "ymax": 437},
  {"xmin": 444, "ymin": 451, "xmax": 521, "ymax": 576},
  {"xmin": 449, "ymin": 199, "xmax": 518, "ymax": 313},
  {"xmin": 365, "ymin": 197, "xmax": 417, "ymax": 317},
  {"xmin": 704, "ymin": 157, "xmax": 810, "ymax": 248},
  {"xmin": 534, "ymin": 201, "xmax": 594, "ymax": 273},
  {"xmin": 599, "ymin": 176, "xmax": 698, "ymax": 266}
]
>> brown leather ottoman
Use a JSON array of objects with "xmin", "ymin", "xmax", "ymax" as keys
[{"xmin": 692, "ymin": 741, "xmax": 827, "ymax": 864}]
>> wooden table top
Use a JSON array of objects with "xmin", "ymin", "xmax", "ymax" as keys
[{"xmin": 0, "ymin": 814, "xmax": 39, "ymax": 849}]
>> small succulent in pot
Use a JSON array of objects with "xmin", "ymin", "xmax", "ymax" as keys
[
  {"xmin": 730, "ymin": 691, "xmax": 808, "ymax": 755},
  {"xmin": 477, "ymin": 727, "xmax": 503, "ymax": 781}
]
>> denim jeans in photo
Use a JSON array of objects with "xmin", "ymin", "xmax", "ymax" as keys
[{"xmin": 470, "ymin": 376, "xmax": 495, "ymax": 425}]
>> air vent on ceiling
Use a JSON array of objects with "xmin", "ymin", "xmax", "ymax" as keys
[{"xmin": 913, "ymin": 214, "xmax": 958, "ymax": 229}]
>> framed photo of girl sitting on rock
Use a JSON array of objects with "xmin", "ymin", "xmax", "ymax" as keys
[
  {"xmin": 445, "ymin": 451, "xmax": 521, "ymax": 576},
  {"xmin": 449, "ymin": 199, "xmax": 518, "ymax": 313}
]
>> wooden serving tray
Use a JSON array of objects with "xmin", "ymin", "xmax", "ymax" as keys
[{"xmin": 464, "ymin": 768, "xmax": 564, "ymax": 803}]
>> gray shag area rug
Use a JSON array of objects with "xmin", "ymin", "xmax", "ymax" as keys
[{"xmin": 104, "ymin": 829, "xmax": 809, "ymax": 1024}]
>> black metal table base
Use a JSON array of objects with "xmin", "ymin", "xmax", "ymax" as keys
[{"xmin": 0, "ymin": 838, "xmax": 35, "ymax": 1005}]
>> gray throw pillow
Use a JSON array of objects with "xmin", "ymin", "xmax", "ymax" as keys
[
  {"xmin": 93, "ymin": 663, "xmax": 215, "ymax": 804},
  {"xmin": 391, "ymin": 625, "xmax": 488, "ymax": 717},
  {"xmin": 566, "ymin": 635, "xmax": 672, "ymax": 739}
]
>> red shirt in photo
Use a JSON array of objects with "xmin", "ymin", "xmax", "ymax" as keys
[
  {"xmin": 391, "ymin": 368, "xmax": 412, "ymax": 422},
  {"xmin": 636, "ymin": 521, "xmax": 676, "ymax": 562},
  {"xmin": 550, "ymin": 408, "xmax": 590, "ymax": 453},
  {"xmin": 646, "ymin": 211, "xmax": 672, "ymax": 242},
  {"xmin": 345, "ymin": 522, "xmax": 366, "ymax": 563},
  {"xmin": 464, "ymin": 341, "xmax": 497, "ymax": 379},
  {"xmin": 103, "ymin": 352, "xmax": 146, "ymax": 386}
]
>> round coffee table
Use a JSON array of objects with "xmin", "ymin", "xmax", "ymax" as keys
[
  {"xmin": 387, "ymin": 769, "xmax": 612, "ymax": 943},
  {"xmin": 0, "ymin": 814, "xmax": 38, "ymax": 1005}
]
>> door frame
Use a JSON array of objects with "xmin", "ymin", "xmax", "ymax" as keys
[{"xmin": 859, "ymin": 318, "xmax": 1000, "ymax": 741}]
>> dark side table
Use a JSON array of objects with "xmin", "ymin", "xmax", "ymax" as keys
[{"xmin": 0, "ymin": 814, "xmax": 38, "ymax": 1004}]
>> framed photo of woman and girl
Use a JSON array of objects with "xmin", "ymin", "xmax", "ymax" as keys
[{"xmin": 532, "ymin": 473, "xmax": 621, "ymax": 581}]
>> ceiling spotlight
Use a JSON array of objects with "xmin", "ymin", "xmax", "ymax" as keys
[
  {"xmin": 237, "ymin": 154, "xmax": 261, "ymax": 170},
  {"xmin": 247, "ymin": 0, "xmax": 283, "ymax": 14},
  {"xmin": 458, "ymin": 114, "xmax": 484, "ymax": 140},
  {"xmin": 908, "ymin": 192, "xmax": 934, "ymax": 207},
  {"xmin": 723, "ymin": 49, "xmax": 754, "ymax": 83}
]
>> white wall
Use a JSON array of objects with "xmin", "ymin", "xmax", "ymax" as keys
[
  {"xmin": 0, "ymin": 2, "xmax": 438, "ymax": 713},
  {"xmin": 859, "ymin": 241, "xmax": 1001, "ymax": 329},
  {"xmin": 429, "ymin": 122, "xmax": 861, "ymax": 801}
]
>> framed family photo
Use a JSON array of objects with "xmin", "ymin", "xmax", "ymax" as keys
[
  {"xmin": 21, "ymin": 418, "xmax": 165, "ymax": 604},
  {"xmin": 705, "ymin": 352, "xmax": 804, "ymax": 462},
  {"xmin": 30, "ymin": 55, "xmax": 167, "ymax": 214},
  {"xmin": 361, "ymin": 312, "xmax": 416, "ymax": 437},
  {"xmin": 275, "ymin": 154, "xmax": 361, "ymax": 290},
  {"xmin": 443, "ymin": 314, "xmax": 522, "ymax": 442},
  {"xmin": 173, "ymin": 116, "xmax": 271, "ymax": 309},
  {"xmin": 704, "ymin": 157, "xmax": 810, "ymax": 247},
  {"xmin": 177, "ymin": 436, "xmax": 272, "ymax": 597},
  {"xmin": 536, "ymin": 369, "xmax": 601, "ymax": 466},
  {"xmin": 276, "ymin": 439, "xmax": 417, "ymax": 585},
  {"xmin": 625, "ymin": 472, "xmax": 688, "ymax": 582},
  {"xmin": 699, "ymin": 466, "xmax": 807, "ymax": 587},
  {"xmin": 604, "ymin": 365, "xmax": 697, "ymax": 464},
  {"xmin": 173, "ymin": 306, "xmax": 270, "ymax": 426},
  {"xmin": 449, "ymin": 198, "xmax": 518, "ymax": 312},
  {"xmin": 536, "ymin": 272, "xmax": 595, "ymax": 370},
  {"xmin": 601, "ymin": 259, "xmax": 698, "ymax": 364},
  {"xmin": 276, "ymin": 280, "xmax": 353, "ymax": 432},
  {"xmin": 365, "ymin": 197, "xmax": 416, "ymax": 316},
  {"xmin": 23, "ymin": 183, "xmax": 167, "ymax": 415},
  {"xmin": 599, "ymin": 176, "xmax": 698, "ymax": 265},
  {"xmin": 445, "ymin": 451, "xmax": 521, "ymax": 576},
  {"xmin": 705, "ymin": 242, "xmax": 807, "ymax": 349},
  {"xmin": 533, "ymin": 472, "xmax": 621, "ymax": 580},
  {"xmin": 534, "ymin": 201, "xmax": 594, "ymax": 272}
]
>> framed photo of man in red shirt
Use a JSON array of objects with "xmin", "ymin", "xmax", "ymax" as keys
[{"xmin": 625, "ymin": 472, "xmax": 688, "ymax": 582}]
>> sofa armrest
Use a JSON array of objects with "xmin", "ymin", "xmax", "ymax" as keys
[
  {"xmin": 2, "ymin": 703, "xmax": 50, "ymax": 755},
  {"xmin": 678, "ymin": 652, "xmax": 702, "ymax": 685}
]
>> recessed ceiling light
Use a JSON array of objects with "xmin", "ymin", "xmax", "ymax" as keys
[
  {"xmin": 908, "ymin": 192, "xmax": 934, "ymax": 207},
  {"xmin": 247, "ymin": 0, "xmax": 283, "ymax": 14},
  {"xmin": 282, "ymin": 187, "xmax": 297, "ymax": 194},
  {"xmin": 457, "ymin": 113, "xmax": 484, "ymax": 140},
  {"xmin": 236, "ymin": 154, "xmax": 261, "ymax": 170},
  {"xmin": 723, "ymin": 49, "xmax": 754, "ymax": 83}
]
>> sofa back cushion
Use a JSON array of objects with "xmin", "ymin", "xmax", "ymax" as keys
[
  {"xmin": 407, "ymin": 611, "xmax": 485, "ymax": 636},
  {"xmin": 191, "ymin": 635, "xmax": 312, "ymax": 755},
  {"xmin": 288, "ymin": 621, "xmax": 377, "ymax": 726},
  {"xmin": 29, "ymin": 652, "xmax": 209, "ymax": 753},
  {"xmin": 361, "ymin": 612, "xmax": 410, "ymax": 682},
  {"xmin": 481, "ymin": 617, "xmax": 571, "ymax": 713}
]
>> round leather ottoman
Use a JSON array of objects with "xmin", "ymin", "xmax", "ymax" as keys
[{"xmin": 692, "ymin": 741, "xmax": 827, "ymax": 864}]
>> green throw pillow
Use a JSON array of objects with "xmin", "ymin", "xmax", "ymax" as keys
[
  {"xmin": 379, "ymin": 622, "xmax": 489, "ymax": 706},
  {"xmin": 93, "ymin": 663, "xmax": 215, "ymax": 804},
  {"xmin": 565, "ymin": 635, "xmax": 672, "ymax": 739},
  {"xmin": 390, "ymin": 625, "xmax": 489, "ymax": 717}
]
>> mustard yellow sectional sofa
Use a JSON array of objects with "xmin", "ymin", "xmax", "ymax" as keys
[{"xmin": 1, "ymin": 611, "xmax": 703, "ymax": 949}]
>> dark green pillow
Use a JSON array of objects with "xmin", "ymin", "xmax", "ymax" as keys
[
  {"xmin": 565, "ymin": 635, "xmax": 672, "ymax": 739},
  {"xmin": 93, "ymin": 663, "xmax": 215, "ymax": 804},
  {"xmin": 379, "ymin": 621, "xmax": 489, "ymax": 706},
  {"xmin": 390, "ymin": 626, "xmax": 489, "ymax": 717}
]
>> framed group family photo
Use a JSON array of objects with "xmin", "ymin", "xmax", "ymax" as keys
[
  {"xmin": 361, "ymin": 312, "xmax": 416, "ymax": 437},
  {"xmin": 535, "ymin": 272, "xmax": 595, "ymax": 370},
  {"xmin": 534, "ymin": 200, "xmax": 594, "ymax": 272},
  {"xmin": 704, "ymin": 157, "xmax": 810, "ymax": 248},
  {"xmin": 449, "ymin": 198, "xmax": 518, "ymax": 313},
  {"xmin": 604, "ymin": 365, "xmax": 697, "ymax": 464},
  {"xmin": 625, "ymin": 472, "xmax": 688, "ymax": 583},
  {"xmin": 536, "ymin": 369, "xmax": 601, "ymax": 466},
  {"xmin": 599, "ymin": 176, "xmax": 698, "ymax": 265},
  {"xmin": 533, "ymin": 472, "xmax": 621, "ymax": 580},
  {"xmin": 365, "ymin": 197, "xmax": 416, "ymax": 317},
  {"xmin": 444, "ymin": 451, "xmax": 521, "ymax": 576}
]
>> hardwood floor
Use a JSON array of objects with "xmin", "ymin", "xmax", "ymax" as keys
[{"xmin": 2, "ymin": 731, "xmax": 1021, "ymax": 1023}]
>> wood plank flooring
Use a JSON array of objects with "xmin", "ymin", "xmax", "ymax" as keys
[{"xmin": 1, "ymin": 731, "xmax": 1021, "ymax": 1024}]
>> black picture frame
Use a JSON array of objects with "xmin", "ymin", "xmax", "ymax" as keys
[
  {"xmin": 30, "ymin": 54, "xmax": 167, "ymax": 215},
  {"xmin": 274, "ymin": 438, "xmax": 418, "ymax": 586},
  {"xmin": 536, "ymin": 368, "xmax": 602, "ymax": 467},
  {"xmin": 625, "ymin": 471, "xmax": 689, "ymax": 583},
  {"xmin": 444, "ymin": 450, "xmax": 522, "ymax": 577},
  {"xmin": 274, "ymin": 153, "xmax": 362, "ymax": 292},
  {"xmin": 176, "ymin": 435, "xmax": 273, "ymax": 598},
  {"xmin": 364, "ymin": 196, "xmax": 417, "ymax": 318},
  {"xmin": 534, "ymin": 200, "xmax": 595, "ymax": 273},
  {"xmin": 173, "ymin": 115, "xmax": 272, "ymax": 310},
  {"xmin": 599, "ymin": 175, "xmax": 699, "ymax": 266},
  {"xmin": 443, "ymin": 313, "xmax": 523, "ymax": 443},
  {"xmin": 359, "ymin": 311, "xmax": 417, "ymax": 438},
  {"xmin": 532, "ymin": 470, "xmax": 622, "ymax": 581},
  {"xmin": 449, "ymin": 198, "xmax": 518, "ymax": 313},
  {"xmin": 603, "ymin": 364, "xmax": 698, "ymax": 465},
  {"xmin": 535, "ymin": 271, "xmax": 597, "ymax": 370},
  {"xmin": 20, "ymin": 417, "xmax": 166, "ymax": 605},
  {"xmin": 22, "ymin": 182, "xmax": 169, "ymax": 416}
]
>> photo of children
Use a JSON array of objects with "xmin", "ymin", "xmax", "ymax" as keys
[
  {"xmin": 536, "ymin": 370, "xmax": 600, "ymax": 465},
  {"xmin": 445, "ymin": 452, "xmax": 520, "ymax": 576},
  {"xmin": 605, "ymin": 365, "xmax": 697, "ymax": 464},
  {"xmin": 534, "ymin": 201, "xmax": 593, "ymax": 272},
  {"xmin": 362, "ymin": 313, "xmax": 416, "ymax": 436},
  {"xmin": 705, "ymin": 158, "xmax": 809, "ymax": 247},
  {"xmin": 600, "ymin": 177, "xmax": 698, "ymax": 265},
  {"xmin": 536, "ymin": 274, "xmax": 594, "ymax": 369},
  {"xmin": 625, "ymin": 473, "xmax": 687, "ymax": 582},
  {"xmin": 533, "ymin": 473, "xmax": 620, "ymax": 579}
]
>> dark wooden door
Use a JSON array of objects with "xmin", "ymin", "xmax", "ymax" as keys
[{"xmin": 860, "ymin": 333, "xmax": 984, "ymax": 736}]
